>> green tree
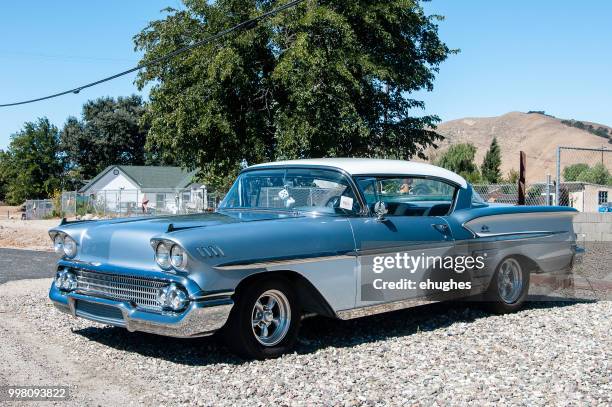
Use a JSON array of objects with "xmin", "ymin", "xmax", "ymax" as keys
[
  {"xmin": 436, "ymin": 143, "xmax": 481, "ymax": 183},
  {"xmin": 134, "ymin": 0, "xmax": 454, "ymax": 189},
  {"xmin": 0, "ymin": 150, "xmax": 9, "ymax": 202},
  {"xmin": 504, "ymin": 169, "xmax": 520, "ymax": 184},
  {"xmin": 563, "ymin": 163, "xmax": 589, "ymax": 182},
  {"xmin": 1, "ymin": 118, "xmax": 63, "ymax": 204},
  {"xmin": 576, "ymin": 163, "xmax": 611, "ymax": 185},
  {"xmin": 59, "ymin": 95, "xmax": 156, "ymax": 184},
  {"xmin": 481, "ymin": 137, "xmax": 502, "ymax": 183}
]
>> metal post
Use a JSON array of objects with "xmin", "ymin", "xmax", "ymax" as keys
[
  {"xmin": 518, "ymin": 151, "xmax": 526, "ymax": 205},
  {"xmin": 555, "ymin": 147, "xmax": 561, "ymax": 206},
  {"xmin": 203, "ymin": 187, "xmax": 208, "ymax": 211},
  {"xmin": 546, "ymin": 174, "xmax": 551, "ymax": 206}
]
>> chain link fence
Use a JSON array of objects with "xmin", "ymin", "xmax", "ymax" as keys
[
  {"xmin": 24, "ymin": 199, "xmax": 55, "ymax": 220},
  {"xmin": 472, "ymin": 182, "xmax": 554, "ymax": 206},
  {"xmin": 556, "ymin": 146, "xmax": 612, "ymax": 210},
  {"xmin": 61, "ymin": 188, "xmax": 219, "ymax": 219}
]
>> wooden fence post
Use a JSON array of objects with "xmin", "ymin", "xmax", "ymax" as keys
[{"xmin": 518, "ymin": 151, "xmax": 526, "ymax": 205}]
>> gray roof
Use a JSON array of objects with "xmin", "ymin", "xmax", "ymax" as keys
[{"xmin": 81, "ymin": 165, "xmax": 197, "ymax": 192}]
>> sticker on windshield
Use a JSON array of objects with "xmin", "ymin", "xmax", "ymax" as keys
[
  {"xmin": 340, "ymin": 196, "xmax": 354, "ymax": 210},
  {"xmin": 278, "ymin": 188, "xmax": 289, "ymax": 200}
]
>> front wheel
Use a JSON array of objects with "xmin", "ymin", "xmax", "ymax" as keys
[
  {"xmin": 224, "ymin": 278, "xmax": 300, "ymax": 359},
  {"xmin": 485, "ymin": 257, "xmax": 530, "ymax": 314}
]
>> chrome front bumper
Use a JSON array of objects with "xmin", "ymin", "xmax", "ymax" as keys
[{"xmin": 50, "ymin": 282, "xmax": 233, "ymax": 338}]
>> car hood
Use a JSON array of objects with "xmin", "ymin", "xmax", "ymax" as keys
[{"xmin": 51, "ymin": 210, "xmax": 303, "ymax": 271}]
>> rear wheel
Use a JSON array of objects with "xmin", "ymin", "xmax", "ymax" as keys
[
  {"xmin": 485, "ymin": 257, "xmax": 529, "ymax": 314},
  {"xmin": 224, "ymin": 278, "xmax": 300, "ymax": 359}
]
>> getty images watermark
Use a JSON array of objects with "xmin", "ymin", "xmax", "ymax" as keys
[
  {"xmin": 358, "ymin": 251, "xmax": 490, "ymax": 302},
  {"xmin": 370, "ymin": 253, "xmax": 487, "ymax": 291}
]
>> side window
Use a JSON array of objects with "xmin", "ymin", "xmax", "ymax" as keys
[{"xmin": 356, "ymin": 176, "xmax": 457, "ymax": 217}]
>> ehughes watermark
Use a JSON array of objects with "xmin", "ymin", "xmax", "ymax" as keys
[
  {"xmin": 372, "ymin": 253, "xmax": 487, "ymax": 274},
  {"xmin": 360, "ymin": 251, "xmax": 491, "ymax": 302},
  {"xmin": 372, "ymin": 277, "xmax": 472, "ymax": 291}
]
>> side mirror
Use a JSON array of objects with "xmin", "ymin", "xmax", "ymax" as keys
[{"xmin": 374, "ymin": 201, "xmax": 388, "ymax": 221}]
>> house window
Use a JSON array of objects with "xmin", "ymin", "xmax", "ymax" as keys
[
  {"xmin": 599, "ymin": 191, "xmax": 609, "ymax": 205},
  {"xmin": 156, "ymin": 194, "xmax": 166, "ymax": 209}
]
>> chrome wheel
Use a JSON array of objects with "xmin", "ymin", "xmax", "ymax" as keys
[
  {"xmin": 497, "ymin": 258, "xmax": 524, "ymax": 304},
  {"xmin": 251, "ymin": 289, "xmax": 291, "ymax": 347}
]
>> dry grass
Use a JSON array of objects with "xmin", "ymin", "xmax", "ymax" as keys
[
  {"xmin": 0, "ymin": 218, "xmax": 60, "ymax": 251},
  {"xmin": 0, "ymin": 205, "xmax": 24, "ymax": 219}
]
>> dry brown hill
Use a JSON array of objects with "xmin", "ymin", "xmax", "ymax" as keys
[{"xmin": 424, "ymin": 112, "xmax": 611, "ymax": 183}]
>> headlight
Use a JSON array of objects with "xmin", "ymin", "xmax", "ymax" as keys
[
  {"xmin": 53, "ymin": 234, "xmax": 64, "ymax": 254},
  {"xmin": 63, "ymin": 236, "xmax": 77, "ymax": 258},
  {"xmin": 170, "ymin": 244, "xmax": 187, "ymax": 270},
  {"xmin": 63, "ymin": 272, "xmax": 77, "ymax": 291},
  {"xmin": 55, "ymin": 270, "xmax": 66, "ymax": 288},
  {"xmin": 168, "ymin": 288, "xmax": 188, "ymax": 311},
  {"xmin": 55, "ymin": 269, "xmax": 77, "ymax": 292},
  {"xmin": 156, "ymin": 283, "xmax": 189, "ymax": 311},
  {"xmin": 155, "ymin": 242, "xmax": 172, "ymax": 270}
]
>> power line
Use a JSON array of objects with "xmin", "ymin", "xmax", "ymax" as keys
[
  {"xmin": 0, "ymin": 0, "xmax": 306, "ymax": 108},
  {"xmin": 0, "ymin": 50, "xmax": 136, "ymax": 63}
]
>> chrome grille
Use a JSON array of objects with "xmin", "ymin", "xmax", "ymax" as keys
[{"xmin": 75, "ymin": 269, "xmax": 168, "ymax": 311}]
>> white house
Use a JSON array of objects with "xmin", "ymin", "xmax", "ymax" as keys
[
  {"xmin": 79, "ymin": 165, "xmax": 206, "ymax": 215},
  {"xmin": 567, "ymin": 182, "xmax": 612, "ymax": 212}
]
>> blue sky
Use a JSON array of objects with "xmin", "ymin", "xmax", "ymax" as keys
[{"xmin": 1, "ymin": 0, "xmax": 611, "ymax": 149}]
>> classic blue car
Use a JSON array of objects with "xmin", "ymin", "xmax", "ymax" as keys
[{"xmin": 49, "ymin": 159, "xmax": 583, "ymax": 359}]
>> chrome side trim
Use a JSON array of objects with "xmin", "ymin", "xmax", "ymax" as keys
[
  {"xmin": 214, "ymin": 254, "xmax": 355, "ymax": 271},
  {"xmin": 475, "ymin": 231, "xmax": 565, "ymax": 239},
  {"xmin": 355, "ymin": 241, "xmax": 454, "ymax": 257},
  {"xmin": 462, "ymin": 211, "xmax": 577, "ymax": 237},
  {"xmin": 199, "ymin": 290, "xmax": 235, "ymax": 300},
  {"xmin": 336, "ymin": 298, "xmax": 437, "ymax": 320}
]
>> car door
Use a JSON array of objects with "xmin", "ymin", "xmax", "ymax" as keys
[{"xmin": 349, "ymin": 176, "xmax": 468, "ymax": 308}]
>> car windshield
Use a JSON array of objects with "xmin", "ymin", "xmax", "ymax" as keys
[{"xmin": 219, "ymin": 168, "xmax": 360, "ymax": 215}]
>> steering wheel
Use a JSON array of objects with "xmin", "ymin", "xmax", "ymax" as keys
[
  {"xmin": 410, "ymin": 184, "xmax": 432, "ymax": 195},
  {"xmin": 325, "ymin": 196, "xmax": 340, "ymax": 208}
]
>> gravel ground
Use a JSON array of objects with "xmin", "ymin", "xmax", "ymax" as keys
[
  {"xmin": 573, "ymin": 242, "xmax": 612, "ymax": 281},
  {"xmin": 0, "ymin": 218, "xmax": 59, "ymax": 251},
  {"xmin": 1, "ymin": 279, "xmax": 610, "ymax": 406}
]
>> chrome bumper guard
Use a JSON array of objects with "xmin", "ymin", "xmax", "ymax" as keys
[{"xmin": 50, "ymin": 283, "xmax": 233, "ymax": 338}]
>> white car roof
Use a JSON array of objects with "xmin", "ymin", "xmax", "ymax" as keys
[{"xmin": 250, "ymin": 158, "xmax": 468, "ymax": 188}]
